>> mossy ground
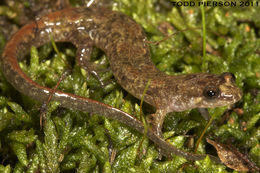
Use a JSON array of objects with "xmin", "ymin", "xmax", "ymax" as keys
[{"xmin": 0, "ymin": 0, "xmax": 259, "ymax": 172}]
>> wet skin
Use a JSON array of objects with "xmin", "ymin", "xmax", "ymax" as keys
[{"xmin": 1, "ymin": 7, "xmax": 242, "ymax": 161}]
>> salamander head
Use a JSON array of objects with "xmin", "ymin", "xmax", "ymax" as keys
[
  {"xmin": 197, "ymin": 72, "xmax": 242, "ymax": 108},
  {"xmin": 166, "ymin": 72, "xmax": 243, "ymax": 112}
]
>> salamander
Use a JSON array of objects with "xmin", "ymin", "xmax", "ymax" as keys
[{"xmin": 1, "ymin": 7, "xmax": 242, "ymax": 161}]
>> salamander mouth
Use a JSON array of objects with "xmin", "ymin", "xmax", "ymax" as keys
[
  {"xmin": 219, "ymin": 83, "xmax": 243, "ymax": 104},
  {"xmin": 221, "ymin": 89, "xmax": 242, "ymax": 102}
]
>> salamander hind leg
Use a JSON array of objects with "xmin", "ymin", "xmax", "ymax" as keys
[{"xmin": 76, "ymin": 43, "xmax": 108, "ymax": 87}]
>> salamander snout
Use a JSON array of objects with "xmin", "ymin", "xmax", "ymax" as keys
[{"xmin": 218, "ymin": 72, "xmax": 242, "ymax": 102}]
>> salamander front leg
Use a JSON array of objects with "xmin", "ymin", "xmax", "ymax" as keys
[
  {"xmin": 76, "ymin": 44, "xmax": 108, "ymax": 87},
  {"xmin": 147, "ymin": 110, "xmax": 167, "ymax": 138},
  {"xmin": 147, "ymin": 110, "xmax": 167, "ymax": 158},
  {"xmin": 197, "ymin": 108, "xmax": 210, "ymax": 121}
]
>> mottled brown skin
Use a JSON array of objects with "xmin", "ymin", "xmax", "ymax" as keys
[{"xmin": 2, "ymin": 7, "xmax": 242, "ymax": 161}]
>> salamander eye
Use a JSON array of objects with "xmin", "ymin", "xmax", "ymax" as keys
[{"xmin": 203, "ymin": 86, "xmax": 220, "ymax": 99}]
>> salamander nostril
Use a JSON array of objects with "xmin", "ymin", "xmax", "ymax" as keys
[{"xmin": 221, "ymin": 72, "xmax": 236, "ymax": 83}]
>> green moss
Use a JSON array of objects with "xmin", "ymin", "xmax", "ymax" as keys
[{"xmin": 0, "ymin": 0, "xmax": 259, "ymax": 172}]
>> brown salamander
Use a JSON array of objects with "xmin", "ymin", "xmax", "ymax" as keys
[{"xmin": 1, "ymin": 7, "xmax": 242, "ymax": 161}]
